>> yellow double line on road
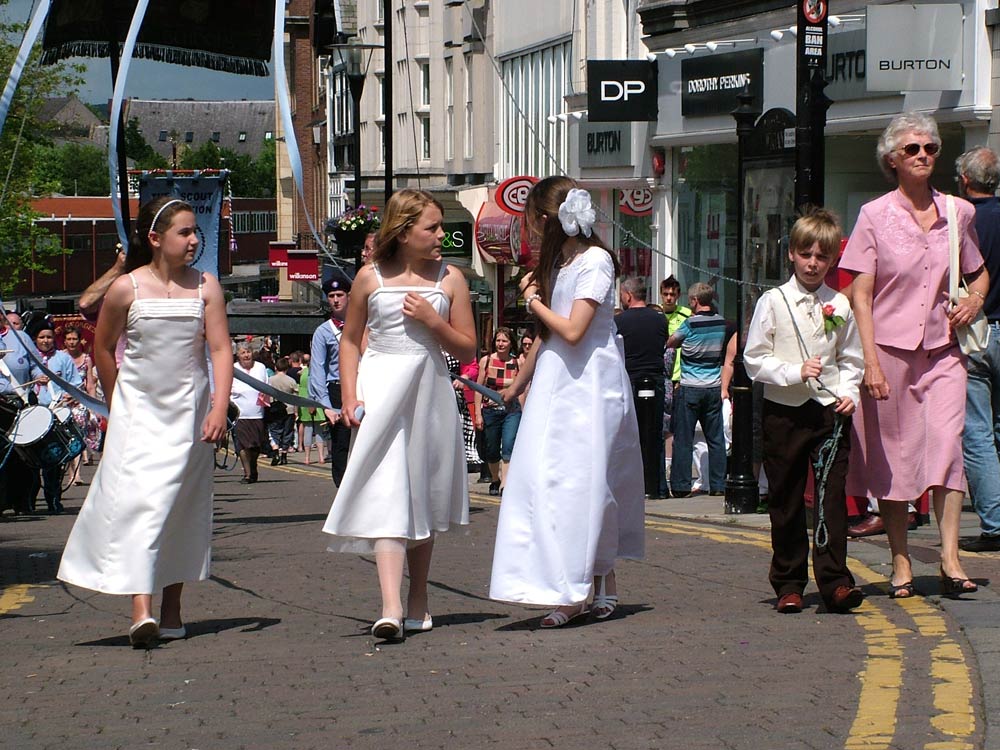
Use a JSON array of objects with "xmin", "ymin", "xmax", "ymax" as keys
[{"xmin": 640, "ymin": 515, "xmax": 976, "ymax": 750}]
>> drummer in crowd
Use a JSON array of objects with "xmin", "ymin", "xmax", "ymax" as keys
[
  {"xmin": 0, "ymin": 310, "xmax": 42, "ymax": 516},
  {"xmin": 29, "ymin": 318, "xmax": 82, "ymax": 514}
]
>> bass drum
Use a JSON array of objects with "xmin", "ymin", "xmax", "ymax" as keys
[{"xmin": 10, "ymin": 405, "xmax": 83, "ymax": 468}]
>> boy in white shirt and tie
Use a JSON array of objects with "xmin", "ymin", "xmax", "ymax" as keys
[{"xmin": 744, "ymin": 209, "xmax": 865, "ymax": 614}]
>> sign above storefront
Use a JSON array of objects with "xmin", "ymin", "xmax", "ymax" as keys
[
  {"xmin": 441, "ymin": 222, "xmax": 472, "ymax": 259},
  {"xmin": 587, "ymin": 60, "xmax": 658, "ymax": 122},
  {"xmin": 268, "ymin": 240, "xmax": 295, "ymax": 268},
  {"xmin": 825, "ymin": 30, "xmax": 890, "ymax": 102},
  {"xmin": 495, "ymin": 175, "xmax": 538, "ymax": 216},
  {"xmin": 681, "ymin": 49, "xmax": 763, "ymax": 117},
  {"xmin": 286, "ymin": 249, "xmax": 319, "ymax": 281},
  {"xmin": 579, "ymin": 122, "xmax": 632, "ymax": 168},
  {"xmin": 619, "ymin": 188, "xmax": 653, "ymax": 217},
  {"xmin": 866, "ymin": 4, "xmax": 963, "ymax": 91}
]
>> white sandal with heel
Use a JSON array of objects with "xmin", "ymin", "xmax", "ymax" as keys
[
  {"xmin": 592, "ymin": 575, "xmax": 619, "ymax": 620},
  {"xmin": 539, "ymin": 603, "xmax": 588, "ymax": 629}
]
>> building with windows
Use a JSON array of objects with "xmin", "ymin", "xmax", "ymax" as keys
[
  {"xmin": 636, "ymin": 0, "xmax": 998, "ymax": 320},
  {"xmin": 123, "ymin": 99, "xmax": 276, "ymax": 163}
]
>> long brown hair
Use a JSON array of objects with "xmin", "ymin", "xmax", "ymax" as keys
[
  {"xmin": 124, "ymin": 196, "xmax": 195, "ymax": 272},
  {"xmin": 372, "ymin": 189, "xmax": 444, "ymax": 264},
  {"xmin": 526, "ymin": 176, "xmax": 619, "ymax": 340}
]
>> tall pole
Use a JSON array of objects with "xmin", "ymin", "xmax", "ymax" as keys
[
  {"xmin": 382, "ymin": 0, "xmax": 393, "ymax": 205},
  {"xmin": 795, "ymin": 0, "xmax": 830, "ymax": 210},
  {"xmin": 107, "ymin": 25, "xmax": 131, "ymax": 240},
  {"xmin": 347, "ymin": 71, "xmax": 365, "ymax": 270},
  {"xmin": 726, "ymin": 90, "xmax": 761, "ymax": 515}
]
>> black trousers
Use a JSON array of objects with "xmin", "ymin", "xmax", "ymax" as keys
[
  {"xmin": 0, "ymin": 448, "xmax": 36, "ymax": 514},
  {"xmin": 326, "ymin": 382, "xmax": 351, "ymax": 486},
  {"xmin": 762, "ymin": 399, "xmax": 855, "ymax": 603}
]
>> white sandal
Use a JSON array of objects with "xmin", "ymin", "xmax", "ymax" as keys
[
  {"xmin": 592, "ymin": 575, "xmax": 619, "ymax": 620},
  {"xmin": 539, "ymin": 603, "xmax": 588, "ymax": 629}
]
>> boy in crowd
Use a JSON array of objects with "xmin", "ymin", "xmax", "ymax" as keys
[{"xmin": 743, "ymin": 209, "xmax": 864, "ymax": 614}]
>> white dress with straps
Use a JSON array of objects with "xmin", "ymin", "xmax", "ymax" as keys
[
  {"xmin": 322, "ymin": 262, "xmax": 469, "ymax": 553},
  {"xmin": 58, "ymin": 273, "xmax": 214, "ymax": 594}
]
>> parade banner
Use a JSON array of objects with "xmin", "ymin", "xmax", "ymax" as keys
[{"xmin": 139, "ymin": 173, "xmax": 226, "ymax": 277}]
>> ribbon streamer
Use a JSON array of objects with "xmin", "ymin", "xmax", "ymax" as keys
[
  {"xmin": 232, "ymin": 367, "xmax": 330, "ymax": 411},
  {"xmin": 107, "ymin": 0, "xmax": 150, "ymax": 250},
  {"xmin": 453, "ymin": 374, "xmax": 506, "ymax": 408},
  {"xmin": 0, "ymin": 0, "xmax": 52, "ymax": 141}
]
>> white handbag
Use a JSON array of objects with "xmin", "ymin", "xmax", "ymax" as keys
[{"xmin": 947, "ymin": 195, "xmax": 990, "ymax": 355}]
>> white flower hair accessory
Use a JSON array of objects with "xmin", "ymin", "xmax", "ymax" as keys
[{"xmin": 558, "ymin": 188, "xmax": 595, "ymax": 238}]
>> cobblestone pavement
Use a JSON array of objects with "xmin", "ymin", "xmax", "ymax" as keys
[{"xmin": 1, "ymin": 455, "xmax": 997, "ymax": 750}]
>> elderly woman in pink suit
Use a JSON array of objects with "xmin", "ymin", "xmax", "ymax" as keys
[{"xmin": 841, "ymin": 113, "xmax": 988, "ymax": 599}]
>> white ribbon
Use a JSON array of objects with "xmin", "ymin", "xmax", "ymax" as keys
[{"xmin": 108, "ymin": 0, "xmax": 151, "ymax": 250}]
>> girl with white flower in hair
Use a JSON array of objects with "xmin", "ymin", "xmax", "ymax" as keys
[{"xmin": 488, "ymin": 176, "xmax": 645, "ymax": 628}]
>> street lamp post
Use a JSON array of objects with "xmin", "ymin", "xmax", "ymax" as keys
[
  {"xmin": 329, "ymin": 39, "xmax": 379, "ymax": 269},
  {"xmin": 725, "ymin": 89, "xmax": 762, "ymax": 515}
]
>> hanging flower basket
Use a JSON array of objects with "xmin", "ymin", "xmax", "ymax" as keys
[{"xmin": 328, "ymin": 204, "xmax": 380, "ymax": 257}]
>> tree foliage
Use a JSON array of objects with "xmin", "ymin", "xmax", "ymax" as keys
[
  {"xmin": 124, "ymin": 116, "xmax": 168, "ymax": 170},
  {"xmin": 31, "ymin": 141, "xmax": 110, "ymax": 196},
  {"xmin": 0, "ymin": 9, "xmax": 86, "ymax": 295},
  {"xmin": 180, "ymin": 137, "xmax": 276, "ymax": 198}
]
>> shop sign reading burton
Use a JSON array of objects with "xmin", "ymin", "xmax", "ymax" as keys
[{"xmin": 866, "ymin": 4, "xmax": 963, "ymax": 91}]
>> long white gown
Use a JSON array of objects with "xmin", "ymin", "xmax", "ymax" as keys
[
  {"xmin": 322, "ymin": 262, "xmax": 469, "ymax": 553},
  {"xmin": 489, "ymin": 247, "xmax": 645, "ymax": 606},
  {"xmin": 58, "ymin": 275, "xmax": 214, "ymax": 594}
]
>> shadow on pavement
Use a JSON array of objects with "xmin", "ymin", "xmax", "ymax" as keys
[
  {"xmin": 496, "ymin": 603, "xmax": 652, "ymax": 631},
  {"xmin": 76, "ymin": 616, "xmax": 282, "ymax": 647},
  {"xmin": 215, "ymin": 513, "xmax": 329, "ymax": 525},
  {"xmin": 0, "ymin": 543, "xmax": 63, "ymax": 587}
]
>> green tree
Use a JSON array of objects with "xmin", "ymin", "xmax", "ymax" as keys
[
  {"xmin": 123, "ymin": 117, "xmax": 168, "ymax": 170},
  {"xmin": 179, "ymin": 139, "xmax": 223, "ymax": 170},
  {"xmin": 31, "ymin": 141, "xmax": 110, "ymax": 196},
  {"xmin": 0, "ymin": 9, "xmax": 86, "ymax": 295},
  {"xmin": 181, "ymin": 138, "xmax": 276, "ymax": 198}
]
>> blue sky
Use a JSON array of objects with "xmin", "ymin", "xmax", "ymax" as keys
[{"xmin": 3, "ymin": 0, "xmax": 275, "ymax": 103}]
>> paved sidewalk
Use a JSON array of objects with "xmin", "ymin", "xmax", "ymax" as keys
[{"xmin": 0, "ymin": 463, "xmax": 994, "ymax": 749}]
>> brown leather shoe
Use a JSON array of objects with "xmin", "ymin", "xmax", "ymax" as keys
[
  {"xmin": 776, "ymin": 592, "xmax": 803, "ymax": 613},
  {"xmin": 847, "ymin": 514, "xmax": 885, "ymax": 538},
  {"xmin": 827, "ymin": 585, "xmax": 864, "ymax": 612}
]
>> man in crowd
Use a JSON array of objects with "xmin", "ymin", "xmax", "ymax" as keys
[
  {"xmin": 957, "ymin": 146, "xmax": 1000, "ymax": 551},
  {"xmin": 616, "ymin": 276, "xmax": 668, "ymax": 498},
  {"xmin": 308, "ymin": 270, "xmax": 352, "ymax": 486},
  {"xmin": 660, "ymin": 276, "xmax": 691, "ymax": 491},
  {"xmin": 667, "ymin": 282, "xmax": 727, "ymax": 498}
]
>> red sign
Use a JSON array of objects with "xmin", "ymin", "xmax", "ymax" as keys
[
  {"xmin": 495, "ymin": 175, "xmax": 539, "ymax": 216},
  {"xmin": 268, "ymin": 240, "xmax": 295, "ymax": 268},
  {"xmin": 475, "ymin": 213, "xmax": 521, "ymax": 264},
  {"xmin": 287, "ymin": 250, "xmax": 319, "ymax": 281},
  {"xmin": 619, "ymin": 188, "xmax": 653, "ymax": 217}
]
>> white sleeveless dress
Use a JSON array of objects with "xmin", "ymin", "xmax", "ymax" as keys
[
  {"xmin": 322, "ymin": 262, "xmax": 469, "ymax": 553},
  {"xmin": 58, "ymin": 273, "xmax": 214, "ymax": 594},
  {"xmin": 490, "ymin": 247, "xmax": 645, "ymax": 606}
]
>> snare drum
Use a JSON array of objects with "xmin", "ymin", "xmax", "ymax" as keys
[
  {"xmin": 0, "ymin": 392, "xmax": 22, "ymax": 435},
  {"xmin": 9, "ymin": 405, "xmax": 84, "ymax": 468}
]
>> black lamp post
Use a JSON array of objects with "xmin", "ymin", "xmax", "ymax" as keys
[
  {"xmin": 329, "ymin": 40, "xmax": 379, "ymax": 269},
  {"xmin": 725, "ymin": 89, "xmax": 762, "ymax": 515}
]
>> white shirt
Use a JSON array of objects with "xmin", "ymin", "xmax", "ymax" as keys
[
  {"xmin": 230, "ymin": 361, "xmax": 269, "ymax": 419},
  {"xmin": 743, "ymin": 276, "xmax": 864, "ymax": 407}
]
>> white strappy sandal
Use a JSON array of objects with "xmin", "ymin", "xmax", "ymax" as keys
[
  {"xmin": 592, "ymin": 575, "xmax": 619, "ymax": 620},
  {"xmin": 539, "ymin": 603, "xmax": 588, "ymax": 629}
]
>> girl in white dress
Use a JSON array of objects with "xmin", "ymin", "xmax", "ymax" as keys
[
  {"xmin": 325, "ymin": 189, "xmax": 477, "ymax": 641},
  {"xmin": 58, "ymin": 197, "xmax": 233, "ymax": 648},
  {"xmin": 489, "ymin": 177, "xmax": 645, "ymax": 627}
]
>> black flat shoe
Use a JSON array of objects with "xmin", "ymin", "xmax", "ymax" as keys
[
  {"xmin": 271, "ymin": 455, "xmax": 281, "ymax": 466},
  {"xmin": 940, "ymin": 567, "xmax": 978, "ymax": 597},
  {"xmin": 488, "ymin": 481, "xmax": 500, "ymax": 496}
]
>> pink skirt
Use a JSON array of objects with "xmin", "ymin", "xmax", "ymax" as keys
[{"xmin": 846, "ymin": 343, "xmax": 966, "ymax": 501}]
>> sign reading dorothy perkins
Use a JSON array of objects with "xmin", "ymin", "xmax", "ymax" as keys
[
  {"xmin": 681, "ymin": 49, "xmax": 763, "ymax": 117},
  {"xmin": 579, "ymin": 122, "xmax": 632, "ymax": 168},
  {"xmin": 866, "ymin": 4, "xmax": 963, "ymax": 91},
  {"xmin": 587, "ymin": 60, "xmax": 658, "ymax": 122}
]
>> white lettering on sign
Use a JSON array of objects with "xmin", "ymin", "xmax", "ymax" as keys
[
  {"xmin": 601, "ymin": 80, "xmax": 646, "ymax": 102},
  {"xmin": 687, "ymin": 73, "xmax": 752, "ymax": 94}
]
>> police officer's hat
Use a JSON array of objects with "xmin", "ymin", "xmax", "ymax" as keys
[{"xmin": 322, "ymin": 270, "xmax": 352, "ymax": 295}]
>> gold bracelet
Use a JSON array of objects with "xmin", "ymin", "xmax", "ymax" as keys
[{"xmin": 972, "ymin": 290, "xmax": 986, "ymax": 301}]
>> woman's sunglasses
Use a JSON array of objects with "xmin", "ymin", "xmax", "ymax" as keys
[{"xmin": 898, "ymin": 142, "xmax": 940, "ymax": 157}]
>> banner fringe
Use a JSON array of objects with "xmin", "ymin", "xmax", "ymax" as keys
[{"xmin": 40, "ymin": 43, "xmax": 269, "ymax": 77}]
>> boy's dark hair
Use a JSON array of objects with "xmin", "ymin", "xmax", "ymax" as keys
[
  {"xmin": 789, "ymin": 208, "xmax": 842, "ymax": 258},
  {"xmin": 275, "ymin": 357, "xmax": 290, "ymax": 372},
  {"xmin": 660, "ymin": 275, "xmax": 681, "ymax": 293}
]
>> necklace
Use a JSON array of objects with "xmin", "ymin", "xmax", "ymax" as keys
[{"xmin": 148, "ymin": 266, "xmax": 172, "ymax": 298}]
